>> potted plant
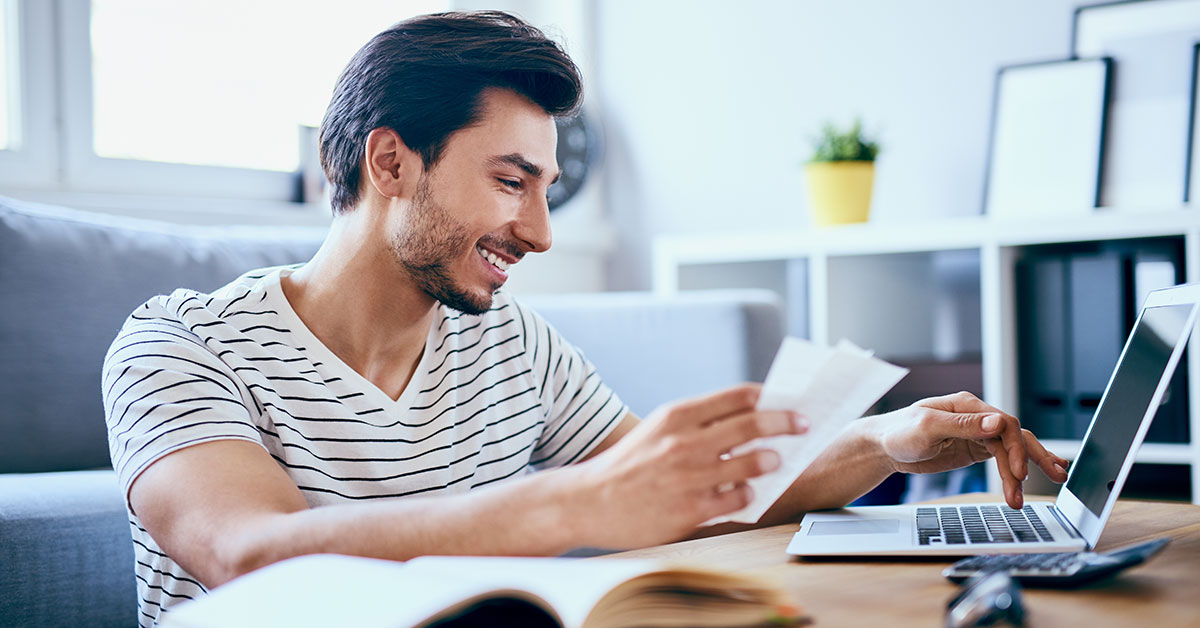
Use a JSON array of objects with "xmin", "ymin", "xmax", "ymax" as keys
[{"xmin": 805, "ymin": 119, "xmax": 879, "ymax": 226}]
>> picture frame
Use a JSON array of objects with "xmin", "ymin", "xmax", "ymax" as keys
[
  {"xmin": 1072, "ymin": 0, "xmax": 1200, "ymax": 208},
  {"xmin": 1189, "ymin": 42, "xmax": 1199, "ymax": 203},
  {"xmin": 983, "ymin": 59, "xmax": 1111, "ymax": 219}
]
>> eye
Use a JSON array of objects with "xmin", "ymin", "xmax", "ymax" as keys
[{"xmin": 497, "ymin": 178, "xmax": 522, "ymax": 191}]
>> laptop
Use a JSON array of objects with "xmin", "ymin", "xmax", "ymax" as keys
[{"xmin": 787, "ymin": 282, "xmax": 1200, "ymax": 557}]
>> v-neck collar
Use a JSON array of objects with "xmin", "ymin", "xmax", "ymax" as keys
[{"xmin": 265, "ymin": 268, "xmax": 438, "ymax": 414}]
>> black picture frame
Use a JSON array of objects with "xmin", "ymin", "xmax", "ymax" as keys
[
  {"xmin": 1072, "ymin": 0, "xmax": 1200, "ymax": 208},
  {"xmin": 1188, "ymin": 42, "xmax": 1199, "ymax": 203},
  {"xmin": 982, "ymin": 58, "xmax": 1112, "ymax": 218}
]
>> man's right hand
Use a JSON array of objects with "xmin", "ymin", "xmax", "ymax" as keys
[{"xmin": 566, "ymin": 384, "xmax": 807, "ymax": 549}]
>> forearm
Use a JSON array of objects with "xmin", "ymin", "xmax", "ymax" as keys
[
  {"xmin": 692, "ymin": 418, "xmax": 894, "ymax": 539},
  {"xmin": 217, "ymin": 465, "xmax": 590, "ymax": 586},
  {"xmin": 760, "ymin": 418, "xmax": 894, "ymax": 522}
]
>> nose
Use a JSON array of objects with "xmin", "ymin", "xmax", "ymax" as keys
[{"xmin": 513, "ymin": 195, "xmax": 553, "ymax": 254}]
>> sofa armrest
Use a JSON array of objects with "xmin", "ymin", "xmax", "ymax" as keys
[{"xmin": 0, "ymin": 470, "xmax": 136, "ymax": 628}]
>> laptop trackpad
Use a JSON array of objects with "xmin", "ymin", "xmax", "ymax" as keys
[{"xmin": 808, "ymin": 520, "xmax": 901, "ymax": 535}]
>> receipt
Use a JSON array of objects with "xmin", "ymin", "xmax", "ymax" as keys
[{"xmin": 705, "ymin": 337, "xmax": 909, "ymax": 525}]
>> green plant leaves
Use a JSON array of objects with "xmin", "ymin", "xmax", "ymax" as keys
[{"xmin": 810, "ymin": 118, "xmax": 879, "ymax": 162}]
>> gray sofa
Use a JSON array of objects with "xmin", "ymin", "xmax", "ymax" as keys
[{"xmin": 0, "ymin": 196, "xmax": 784, "ymax": 627}]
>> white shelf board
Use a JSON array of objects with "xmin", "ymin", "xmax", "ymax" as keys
[
  {"xmin": 654, "ymin": 208, "xmax": 1197, "ymax": 266},
  {"xmin": 1039, "ymin": 439, "xmax": 1195, "ymax": 465},
  {"xmin": 988, "ymin": 208, "xmax": 1200, "ymax": 247}
]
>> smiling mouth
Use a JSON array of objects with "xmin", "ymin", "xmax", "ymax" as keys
[{"xmin": 476, "ymin": 245, "xmax": 512, "ymax": 272}]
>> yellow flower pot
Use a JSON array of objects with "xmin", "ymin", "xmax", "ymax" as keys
[{"xmin": 805, "ymin": 161, "xmax": 875, "ymax": 226}]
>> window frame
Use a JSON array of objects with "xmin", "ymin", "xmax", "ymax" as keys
[
  {"xmin": 56, "ymin": 0, "xmax": 295, "ymax": 200},
  {"xmin": 0, "ymin": 0, "xmax": 57, "ymax": 188}
]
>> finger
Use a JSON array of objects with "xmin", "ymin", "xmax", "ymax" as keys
[
  {"xmin": 984, "ymin": 438, "xmax": 1023, "ymax": 508},
  {"xmin": 705, "ymin": 410, "xmax": 808, "ymax": 456},
  {"xmin": 698, "ymin": 482, "xmax": 754, "ymax": 521},
  {"xmin": 713, "ymin": 448, "xmax": 781, "ymax": 486},
  {"xmin": 952, "ymin": 411, "xmax": 1028, "ymax": 482},
  {"xmin": 991, "ymin": 414, "xmax": 1030, "ymax": 483},
  {"xmin": 1022, "ymin": 430, "xmax": 1069, "ymax": 482},
  {"xmin": 922, "ymin": 390, "xmax": 992, "ymax": 414},
  {"xmin": 965, "ymin": 439, "xmax": 992, "ymax": 463},
  {"xmin": 660, "ymin": 384, "xmax": 762, "ymax": 430},
  {"xmin": 924, "ymin": 395, "xmax": 1028, "ymax": 476}
]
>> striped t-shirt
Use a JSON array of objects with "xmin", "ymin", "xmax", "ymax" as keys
[{"xmin": 102, "ymin": 266, "xmax": 628, "ymax": 627}]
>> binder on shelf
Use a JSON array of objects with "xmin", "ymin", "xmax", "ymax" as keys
[
  {"xmin": 1015, "ymin": 239, "xmax": 1189, "ymax": 444},
  {"xmin": 1016, "ymin": 256, "xmax": 1070, "ymax": 439},
  {"xmin": 1068, "ymin": 252, "xmax": 1125, "ymax": 439}
]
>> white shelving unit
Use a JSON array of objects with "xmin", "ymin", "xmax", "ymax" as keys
[{"xmin": 653, "ymin": 209, "xmax": 1200, "ymax": 504}]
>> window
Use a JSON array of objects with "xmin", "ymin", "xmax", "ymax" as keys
[
  {"xmin": 1, "ymin": 0, "xmax": 447, "ymax": 201},
  {"xmin": 0, "ymin": 0, "xmax": 54, "ymax": 186},
  {"xmin": 0, "ymin": 0, "xmax": 12, "ymax": 151},
  {"xmin": 89, "ymin": 0, "xmax": 445, "ymax": 173}
]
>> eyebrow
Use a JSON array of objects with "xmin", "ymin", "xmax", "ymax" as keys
[{"xmin": 489, "ymin": 153, "xmax": 561, "ymax": 185}]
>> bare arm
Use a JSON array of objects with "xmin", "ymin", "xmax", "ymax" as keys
[
  {"xmin": 131, "ymin": 439, "xmax": 589, "ymax": 588},
  {"xmin": 131, "ymin": 385, "xmax": 804, "ymax": 589},
  {"xmin": 692, "ymin": 391, "xmax": 1071, "ymax": 537},
  {"xmin": 785, "ymin": 392, "xmax": 1070, "ymax": 513}
]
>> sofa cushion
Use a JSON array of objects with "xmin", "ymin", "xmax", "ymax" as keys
[
  {"xmin": 523, "ymin": 290, "xmax": 784, "ymax": 417},
  {"xmin": 0, "ymin": 196, "xmax": 325, "ymax": 473},
  {"xmin": 0, "ymin": 470, "xmax": 135, "ymax": 628}
]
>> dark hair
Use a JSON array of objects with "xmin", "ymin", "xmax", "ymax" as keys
[{"xmin": 319, "ymin": 11, "xmax": 583, "ymax": 214}]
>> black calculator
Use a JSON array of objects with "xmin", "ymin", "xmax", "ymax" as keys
[{"xmin": 942, "ymin": 537, "xmax": 1169, "ymax": 587}]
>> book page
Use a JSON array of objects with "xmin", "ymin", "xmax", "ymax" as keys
[
  {"xmin": 403, "ymin": 556, "xmax": 664, "ymax": 627},
  {"xmin": 706, "ymin": 337, "xmax": 908, "ymax": 525},
  {"xmin": 161, "ymin": 554, "xmax": 531, "ymax": 628},
  {"xmin": 160, "ymin": 554, "xmax": 664, "ymax": 628}
]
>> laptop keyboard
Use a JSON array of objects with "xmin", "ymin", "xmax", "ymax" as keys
[{"xmin": 916, "ymin": 505, "xmax": 1054, "ymax": 545}]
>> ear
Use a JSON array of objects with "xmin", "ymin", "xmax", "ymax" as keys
[{"xmin": 362, "ymin": 127, "xmax": 422, "ymax": 200}]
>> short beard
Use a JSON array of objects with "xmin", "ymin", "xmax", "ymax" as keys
[{"xmin": 391, "ymin": 177, "xmax": 499, "ymax": 316}]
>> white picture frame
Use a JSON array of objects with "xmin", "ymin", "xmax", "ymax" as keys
[
  {"xmin": 1073, "ymin": 0, "xmax": 1200, "ymax": 209},
  {"xmin": 983, "ymin": 59, "xmax": 1111, "ymax": 219}
]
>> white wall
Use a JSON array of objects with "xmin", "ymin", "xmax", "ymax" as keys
[{"xmin": 593, "ymin": 0, "xmax": 1081, "ymax": 289}]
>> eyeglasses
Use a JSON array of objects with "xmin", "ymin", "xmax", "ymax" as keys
[{"xmin": 945, "ymin": 571, "xmax": 1026, "ymax": 628}]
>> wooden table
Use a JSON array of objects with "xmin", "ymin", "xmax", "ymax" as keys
[{"xmin": 610, "ymin": 495, "xmax": 1200, "ymax": 626}]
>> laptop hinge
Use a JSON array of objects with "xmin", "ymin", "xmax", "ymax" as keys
[{"xmin": 1047, "ymin": 504, "xmax": 1083, "ymax": 539}]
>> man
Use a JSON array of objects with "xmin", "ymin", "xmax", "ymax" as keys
[{"xmin": 103, "ymin": 11, "xmax": 1068, "ymax": 626}]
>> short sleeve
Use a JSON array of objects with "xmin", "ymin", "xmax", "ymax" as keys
[
  {"xmin": 102, "ymin": 310, "xmax": 265, "ymax": 505},
  {"xmin": 511, "ymin": 300, "xmax": 629, "ymax": 469}
]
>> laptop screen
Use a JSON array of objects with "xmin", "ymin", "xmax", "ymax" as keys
[{"xmin": 1064, "ymin": 303, "xmax": 1194, "ymax": 515}]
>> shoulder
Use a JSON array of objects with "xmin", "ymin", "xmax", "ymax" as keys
[
  {"xmin": 106, "ymin": 266, "xmax": 288, "ymax": 367},
  {"xmin": 122, "ymin": 267, "xmax": 283, "ymax": 329}
]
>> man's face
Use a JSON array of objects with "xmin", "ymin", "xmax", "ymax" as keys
[{"xmin": 390, "ymin": 88, "xmax": 559, "ymax": 315}]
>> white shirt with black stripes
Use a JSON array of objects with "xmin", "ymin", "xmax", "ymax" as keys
[{"xmin": 102, "ymin": 266, "xmax": 628, "ymax": 627}]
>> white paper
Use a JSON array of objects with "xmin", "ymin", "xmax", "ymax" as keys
[{"xmin": 705, "ymin": 337, "xmax": 908, "ymax": 525}]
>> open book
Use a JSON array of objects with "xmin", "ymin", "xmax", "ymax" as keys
[{"xmin": 160, "ymin": 554, "xmax": 808, "ymax": 628}]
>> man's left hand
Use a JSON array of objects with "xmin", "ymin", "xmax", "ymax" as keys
[{"xmin": 861, "ymin": 392, "xmax": 1069, "ymax": 508}]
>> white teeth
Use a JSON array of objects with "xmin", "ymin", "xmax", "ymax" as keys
[{"xmin": 477, "ymin": 247, "xmax": 511, "ymax": 272}]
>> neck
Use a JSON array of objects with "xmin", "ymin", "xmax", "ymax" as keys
[{"xmin": 282, "ymin": 206, "xmax": 435, "ymax": 400}]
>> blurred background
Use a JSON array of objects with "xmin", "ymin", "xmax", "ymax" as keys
[{"xmin": 0, "ymin": 0, "xmax": 1087, "ymax": 292}]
